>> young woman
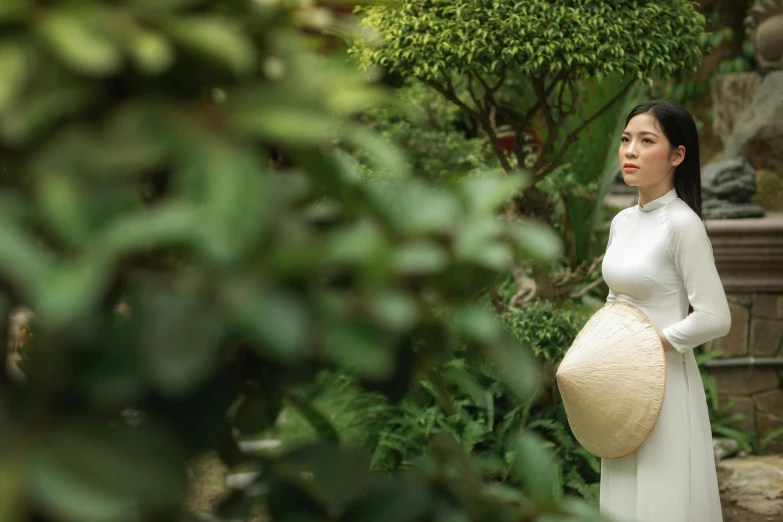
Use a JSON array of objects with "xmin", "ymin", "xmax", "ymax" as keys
[{"xmin": 600, "ymin": 100, "xmax": 731, "ymax": 522}]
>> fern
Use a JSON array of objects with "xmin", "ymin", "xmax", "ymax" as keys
[{"xmin": 760, "ymin": 427, "xmax": 783, "ymax": 452}]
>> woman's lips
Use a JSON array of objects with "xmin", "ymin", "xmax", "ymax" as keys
[{"xmin": 623, "ymin": 163, "xmax": 639, "ymax": 172}]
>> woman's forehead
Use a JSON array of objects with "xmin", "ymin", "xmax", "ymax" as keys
[{"xmin": 624, "ymin": 113, "xmax": 661, "ymax": 135}]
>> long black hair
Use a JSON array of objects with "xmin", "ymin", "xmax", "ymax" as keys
[{"xmin": 625, "ymin": 100, "xmax": 703, "ymax": 221}]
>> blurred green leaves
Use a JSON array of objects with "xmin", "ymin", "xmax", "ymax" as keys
[
  {"xmin": 29, "ymin": 422, "xmax": 187, "ymax": 522},
  {"xmin": 0, "ymin": 1, "xmax": 604, "ymax": 522}
]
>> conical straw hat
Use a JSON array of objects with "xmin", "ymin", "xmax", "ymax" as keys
[{"xmin": 555, "ymin": 301, "xmax": 665, "ymax": 459}]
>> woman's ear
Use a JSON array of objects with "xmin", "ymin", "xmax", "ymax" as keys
[{"xmin": 671, "ymin": 145, "xmax": 685, "ymax": 167}]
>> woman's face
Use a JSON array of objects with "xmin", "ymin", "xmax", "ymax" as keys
[{"xmin": 619, "ymin": 113, "xmax": 684, "ymax": 192}]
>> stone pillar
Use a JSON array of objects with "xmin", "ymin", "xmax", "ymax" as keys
[{"xmin": 705, "ymin": 214, "xmax": 783, "ymax": 453}]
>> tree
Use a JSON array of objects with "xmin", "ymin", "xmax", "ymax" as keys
[
  {"xmin": 0, "ymin": 1, "xmax": 604, "ymax": 522},
  {"xmin": 351, "ymin": 0, "xmax": 710, "ymax": 302}
]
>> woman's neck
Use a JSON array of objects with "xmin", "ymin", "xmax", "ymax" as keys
[{"xmin": 638, "ymin": 184, "xmax": 675, "ymax": 207}]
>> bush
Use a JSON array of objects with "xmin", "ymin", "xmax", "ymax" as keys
[
  {"xmin": 355, "ymin": 81, "xmax": 498, "ymax": 182},
  {"xmin": 350, "ymin": 300, "xmax": 600, "ymax": 503}
]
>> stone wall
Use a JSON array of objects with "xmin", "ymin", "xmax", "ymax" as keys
[{"xmin": 705, "ymin": 292, "xmax": 783, "ymax": 453}]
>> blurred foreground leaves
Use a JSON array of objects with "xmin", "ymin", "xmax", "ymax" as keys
[{"xmin": 0, "ymin": 1, "xmax": 600, "ymax": 522}]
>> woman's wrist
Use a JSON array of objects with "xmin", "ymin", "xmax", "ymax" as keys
[{"xmin": 659, "ymin": 332, "xmax": 675, "ymax": 352}]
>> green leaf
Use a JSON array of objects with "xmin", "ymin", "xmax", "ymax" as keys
[
  {"xmin": 127, "ymin": 30, "xmax": 175, "ymax": 75},
  {"xmin": 0, "ymin": 217, "xmax": 51, "ymax": 297},
  {"xmin": 0, "ymin": 43, "xmax": 27, "ymax": 112},
  {"xmin": 33, "ymin": 257, "xmax": 109, "ymax": 327},
  {"xmin": 230, "ymin": 105, "xmax": 338, "ymax": 145},
  {"xmin": 507, "ymin": 221, "xmax": 563, "ymax": 262},
  {"xmin": 0, "ymin": 457, "xmax": 24, "ymax": 522},
  {"xmin": 458, "ymin": 173, "xmax": 528, "ymax": 215},
  {"xmin": 444, "ymin": 365, "xmax": 489, "ymax": 409},
  {"xmin": 560, "ymin": 497, "xmax": 604, "ymax": 522},
  {"xmin": 345, "ymin": 125, "xmax": 410, "ymax": 180},
  {"xmin": 199, "ymin": 144, "xmax": 274, "ymax": 265},
  {"xmin": 285, "ymin": 395, "xmax": 340, "ymax": 444},
  {"xmin": 452, "ymin": 305, "xmax": 502, "ymax": 343},
  {"xmin": 454, "ymin": 219, "xmax": 511, "ymax": 269},
  {"xmin": 128, "ymin": 0, "xmax": 206, "ymax": 12},
  {"xmin": 139, "ymin": 290, "xmax": 223, "ymax": 398},
  {"xmin": 510, "ymin": 431, "xmax": 559, "ymax": 504},
  {"xmin": 160, "ymin": 16, "xmax": 256, "ymax": 75},
  {"xmin": 367, "ymin": 182, "xmax": 460, "ymax": 235},
  {"xmin": 29, "ymin": 422, "xmax": 187, "ymax": 522},
  {"xmin": 277, "ymin": 444, "xmax": 371, "ymax": 513},
  {"xmin": 232, "ymin": 389, "xmax": 283, "ymax": 436},
  {"xmin": 761, "ymin": 427, "xmax": 783, "ymax": 451},
  {"xmin": 345, "ymin": 480, "xmax": 430, "ymax": 522},
  {"xmin": 393, "ymin": 241, "xmax": 449, "ymax": 275},
  {"xmin": 323, "ymin": 220, "xmax": 389, "ymax": 266},
  {"xmin": 36, "ymin": 173, "xmax": 91, "ymax": 249},
  {"xmin": 38, "ymin": 11, "xmax": 122, "ymax": 76},
  {"xmin": 98, "ymin": 203, "xmax": 200, "ymax": 258},
  {"xmin": 368, "ymin": 291, "xmax": 419, "ymax": 331},
  {"xmin": 324, "ymin": 320, "xmax": 395, "ymax": 381},
  {"xmin": 226, "ymin": 282, "xmax": 309, "ymax": 362},
  {"xmin": 0, "ymin": 0, "xmax": 27, "ymax": 21},
  {"xmin": 486, "ymin": 336, "xmax": 541, "ymax": 400}
]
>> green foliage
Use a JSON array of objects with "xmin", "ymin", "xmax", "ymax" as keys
[
  {"xmin": 501, "ymin": 300, "xmax": 588, "ymax": 361},
  {"xmin": 355, "ymin": 81, "xmax": 498, "ymax": 181},
  {"xmin": 349, "ymin": 301, "xmax": 599, "ymax": 503},
  {"xmin": 0, "ymin": 1, "xmax": 601, "ymax": 522},
  {"xmin": 352, "ymin": 0, "xmax": 708, "ymax": 84},
  {"xmin": 543, "ymin": 76, "xmax": 646, "ymax": 268},
  {"xmin": 351, "ymin": 0, "xmax": 709, "ymax": 305}
]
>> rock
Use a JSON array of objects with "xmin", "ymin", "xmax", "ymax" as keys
[
  {"xmin": 717, "ymin": 455, "xmax": 783, "ymax": 517},
  {"xmin": 745, "ymin": 0, "xmax": 783, "ymax": 70},
  {"xmin": 712, "ymin": 72, "xmax": 764, "ymax": 146},
  {"xmin": 753, "ymin": 169, "xmax": 783, "ymax": 212},
  {"xmin": 703, "ymin": 157, "xmax": 759, "ymax": 202},
  {"xmin": 702, "ymin": 157, "xmax": 767, "ymax": 219},
  {"xmin": 714, "ymin": 437, "xmax": 741, "ymax": 462},
  {"xmin": 704, "ymin": 200, "xmax": 766, "ymax": 219},
  {"xmin": 724, "ymin": 71, "xmax": 783, "ymax": 174}
]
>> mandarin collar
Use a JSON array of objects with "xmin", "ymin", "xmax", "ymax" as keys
[{"xmin": 638, "ymin": 188, "xmax": 678, "ymax": 212}]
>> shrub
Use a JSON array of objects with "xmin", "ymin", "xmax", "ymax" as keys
[{"xmin": 349, "ymin": 300, "xmax": 599, "ymax": 502}]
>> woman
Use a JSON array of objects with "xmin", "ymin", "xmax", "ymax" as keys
[{"xmin": 600, "ymin": 100, "xmax": 731, "ymax": 522}]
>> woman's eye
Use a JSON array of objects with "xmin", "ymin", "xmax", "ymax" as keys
[
  {"xmin": 621, "ymin": 137, "xmax": 629, "ymax": 143},
  {"xmin": 643, "ymin": 139, "xmax": 652, "ymax": 144}
]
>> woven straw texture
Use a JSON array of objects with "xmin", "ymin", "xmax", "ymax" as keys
[{"xmin": 556, "ymin": 301, "xmax": 665, "ymax": 459}]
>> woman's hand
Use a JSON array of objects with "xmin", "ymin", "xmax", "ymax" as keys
[{"xmin": 658, "ymin": 331, "xmax": 676, "ymax": 352}]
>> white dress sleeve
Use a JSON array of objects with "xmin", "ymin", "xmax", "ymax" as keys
[{"xmin": 661, "ymin": 212, "xmax": 731, "ymax": 353}]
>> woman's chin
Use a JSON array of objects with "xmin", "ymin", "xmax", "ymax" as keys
[{"xmin": 620, "ymin": 174, "xmax": 639, "ymax": 187}]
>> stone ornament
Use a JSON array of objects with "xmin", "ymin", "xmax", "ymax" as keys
[
  {"xmin": 702, "ymin": 157, "xmax": 766, "ymax": 219},
  {"xmin": 745, "ymin": 0, "xmax": 783, "ymax": 70}
]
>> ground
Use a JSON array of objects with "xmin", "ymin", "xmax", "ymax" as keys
[{"xmin": 186, "ymin": 456, "xmax": 780, "ymax": 521}]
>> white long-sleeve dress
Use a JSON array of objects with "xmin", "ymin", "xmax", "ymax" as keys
[{"xmin": 599, "ymin": 188, "xmax": 731, "ymax": 522}]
